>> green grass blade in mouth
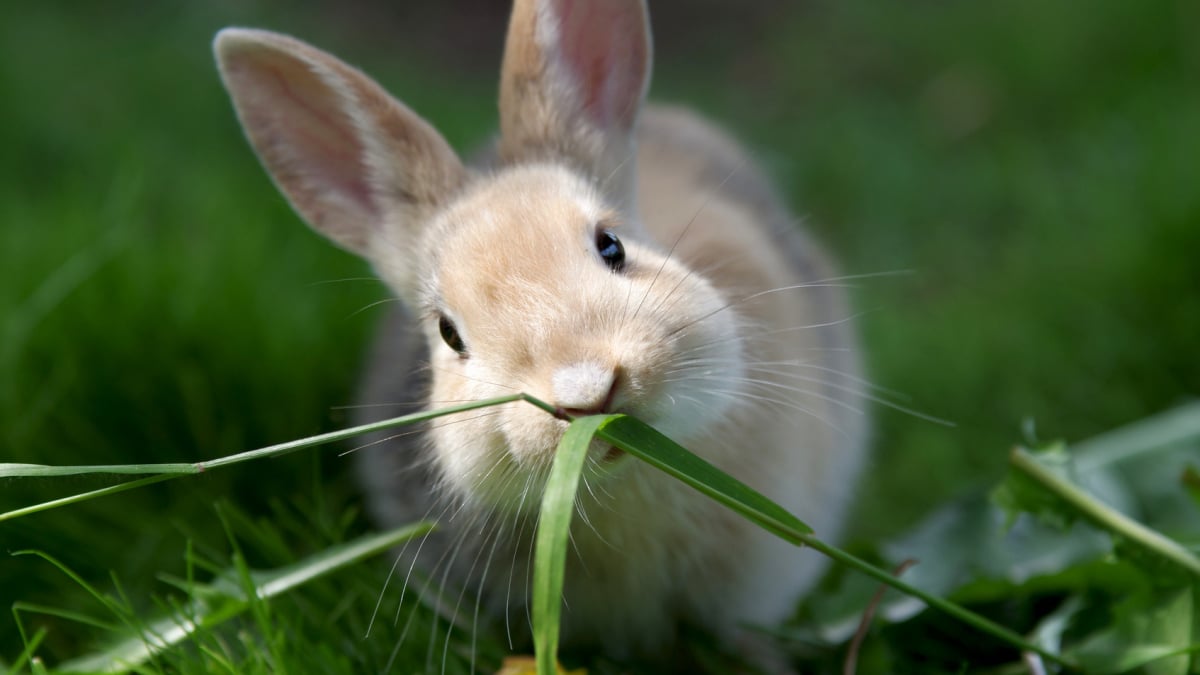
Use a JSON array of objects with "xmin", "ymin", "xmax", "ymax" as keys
[
  {"xmin": 590, "ymin": 413, "xmax": 1071, "ymax": 667},
  {"xmin": 595, "ymin": 414, "xmax": 814, "ymax": 540},
  {"xmin": 532, "ymin": 414, "xmax": 614, "ymax": 675}
]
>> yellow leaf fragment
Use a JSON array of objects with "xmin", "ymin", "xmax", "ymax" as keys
[{"xmin": 496, "ymin": 655, "xmax": 586, "ymax": 675}]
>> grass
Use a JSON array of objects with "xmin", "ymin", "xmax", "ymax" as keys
[
  {"xmin": 7, "ymin": 393, "xmax": 1198, "ymax": 673},
  {"xmin": 2, "ymin": 0, "xmax": 1197, "ymax": 672}
]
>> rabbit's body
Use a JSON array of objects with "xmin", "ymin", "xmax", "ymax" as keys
[
  {"xmin": 216, "ymin": 0, "xmax": 866, "ymax": 664},
  {"xmin": 354, "ymin": 105, "xmax": 866, "ymax": 655}
]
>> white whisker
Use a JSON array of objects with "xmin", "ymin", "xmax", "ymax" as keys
[{"xmin": 347, "ymin": 296, "xmax": 401, "ymax": 320}]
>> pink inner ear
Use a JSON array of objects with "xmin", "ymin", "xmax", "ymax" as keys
[
  {"xmin": 227, "ymin": 48, "xmax": 378, "ymax": 225},
  {"xmin": 279, "ymin": 70, "xmax": 374, "ymax": 210},
  {"xmin": 554, "ymin": 0, "xmax": 648, "ymax": 130}
]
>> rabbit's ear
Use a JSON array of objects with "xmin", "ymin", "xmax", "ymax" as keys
[
  {"xmin": 214, "ymin": 28, "xmax": 464, "ymax": 260},
  {"xmin": 498, "ymin": 0, "xmax": 651, "ymax": 200}
]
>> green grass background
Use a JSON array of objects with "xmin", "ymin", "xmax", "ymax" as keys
[{"xmin": 2, "ymin": 0, "xmax": 1197, "ymax": 670}]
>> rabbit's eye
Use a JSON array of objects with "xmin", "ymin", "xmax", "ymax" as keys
[
  {"xmin": 438, "ymin": 314, "xmax": 467, "ymax": 356},
  {"xmin": 595, "ymin": 229, "xmax": 626, "ymax": 272}
]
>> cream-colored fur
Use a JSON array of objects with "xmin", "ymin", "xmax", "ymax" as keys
[{"xmin": 215, "ymin": 0, "xmax": 867, "ymax": 665}]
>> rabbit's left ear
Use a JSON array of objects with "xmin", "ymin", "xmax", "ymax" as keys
[
  {"xmin": 214, "ymin": 28, "xmax": 464, "ymax": 266},
  {"xmin": 497, "ymin": 0, "xmax": 651, "ymax": 201}
]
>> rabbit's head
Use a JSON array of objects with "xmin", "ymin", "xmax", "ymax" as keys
[{"xmin": 215, "ymin": 0, "xmax": 745, "ymax": 508}]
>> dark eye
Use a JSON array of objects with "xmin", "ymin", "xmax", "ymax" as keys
[
  {"xmin": 438, "ymin": 314, "xmax": 467, "ymax": 356},
  {"xmin": 595, "ymin": 229, "xmax": 626, "ymax": 272}
]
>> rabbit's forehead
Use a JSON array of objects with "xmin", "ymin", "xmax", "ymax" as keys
[{"xmin": 435, "ymin": 166, "xmax": 611, "ymax": 311}]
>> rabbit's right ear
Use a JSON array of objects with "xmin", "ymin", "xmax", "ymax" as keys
[
  {"xmin": 498, "ymin": 0, "xmax": 651, "ymax": 206},
  {"xmin": 214, "ymin": 28, "xmax": 464, "ymax": 273}
]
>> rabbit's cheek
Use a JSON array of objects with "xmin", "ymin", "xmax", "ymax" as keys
[
  {"xmin": 427, "ymin": 407, "xmax": 515, "ymax": 502},
  {"xmin": 647, "ymin": 294, "xmax": 747, "ymax": 442}
]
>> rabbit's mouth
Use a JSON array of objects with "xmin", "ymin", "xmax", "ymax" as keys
[{"xmin": 585, "ymin": 442, "xmax": 633, "ymax": 480}]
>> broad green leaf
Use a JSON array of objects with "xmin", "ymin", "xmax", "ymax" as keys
[
  {"xmin": 595, "ymin": 414, "xmax": 812, "ymax": 541},
  {"xmin": 51, "ymin": 522, "xmax": 432, "ymax": 674},
  {"xmin": 1007, "ymin": 446, "xmax": 1200, "ymax": 579},
  {"xmin": 1067, "ymin": 586, "xmax": 1198, "ymax": 675},
  {"xmin": 1028, "ymin": 595, "xmax": 1086, "ymax": 654},
  {"xmin": 992, "ymin": 441, "xmax": 1078, "ymax": 530},
  {"xmin": 797, "ymin": 403, "xmax": 1200, "ymax": 668},
  {"xmin": 534, "ymin": 415, "xmax": 612, "ymax": 675}
]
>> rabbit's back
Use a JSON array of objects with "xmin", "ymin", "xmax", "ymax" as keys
[
  {"xmin": 636, "ymin": 105, "xmax": 862, "ymax": 435},
  {"xmin": 635, "ymin": 104, "xmax": 867, "ymax": 590}
]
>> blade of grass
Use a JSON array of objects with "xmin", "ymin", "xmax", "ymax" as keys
[
  {"xmin": 215, "ymin": 503, "xmax": 285, "ymax": 673},
  {"xmin": 0, "ymin": 394, "xmax": 540, "ymax": 522},
  {"xmin": 0, "ymin": 474, "xmax": 177, "ymax": 522},
  {"xmin": 595, "ymin": 414, "xmax": 813, "ymax": 539},
  {"xmin": 0, "ymin": 462, "xmax": 197, "ymax": 477},
  {"xmin": 54, "ymin": 522, "xmax": 433, "ymax": 673},
  {"xmin": 8, "ymin": 625, "xmax": 48, "ymax": 675},
  {"xmin": 12, "ymin": 550, "xmax": 145, "ymax": 639},
  {"xmin": 0, "ymin": 394, "xmax": 530, "ymax": 479},
  {"xmin": 795, "ymin": 533, "xmax": 1073, "ymax": 667},
  {"xmin": 10, "ymin": 602, "xmax": 119, "ymax": 632},
  {"xmin": 590, "ymin": 413, "xmax": 1075, "ymax": 668},
  {"xmin": 533, "ymin": 414, "xmax": 613, "ymax": 675}
]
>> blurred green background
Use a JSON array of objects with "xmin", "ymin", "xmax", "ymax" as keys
[{"xmin": 2, "ymin": 0, "xmax": 1197, "ymax": 668}]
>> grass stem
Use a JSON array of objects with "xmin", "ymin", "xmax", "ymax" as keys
[
  {"xmin": 1, "ymin": 394, "xmax": 531, "ymax": 521},
  {"xmin": 797, "ymin": 534, "xmax": 1073, "ymax": 668},
  {"xmin": 1010, "ymin": 446, "xmax": 1200, "ymax": 578}
]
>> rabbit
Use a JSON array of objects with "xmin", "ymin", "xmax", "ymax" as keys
[{"xmin": 214, "ymin": 0, "xmax": 868, "ymax": 666}]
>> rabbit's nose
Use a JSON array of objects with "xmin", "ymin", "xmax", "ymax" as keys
[{"xmin": 552, "ymin": 361, "xmax": 619, "ymax": 416}]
